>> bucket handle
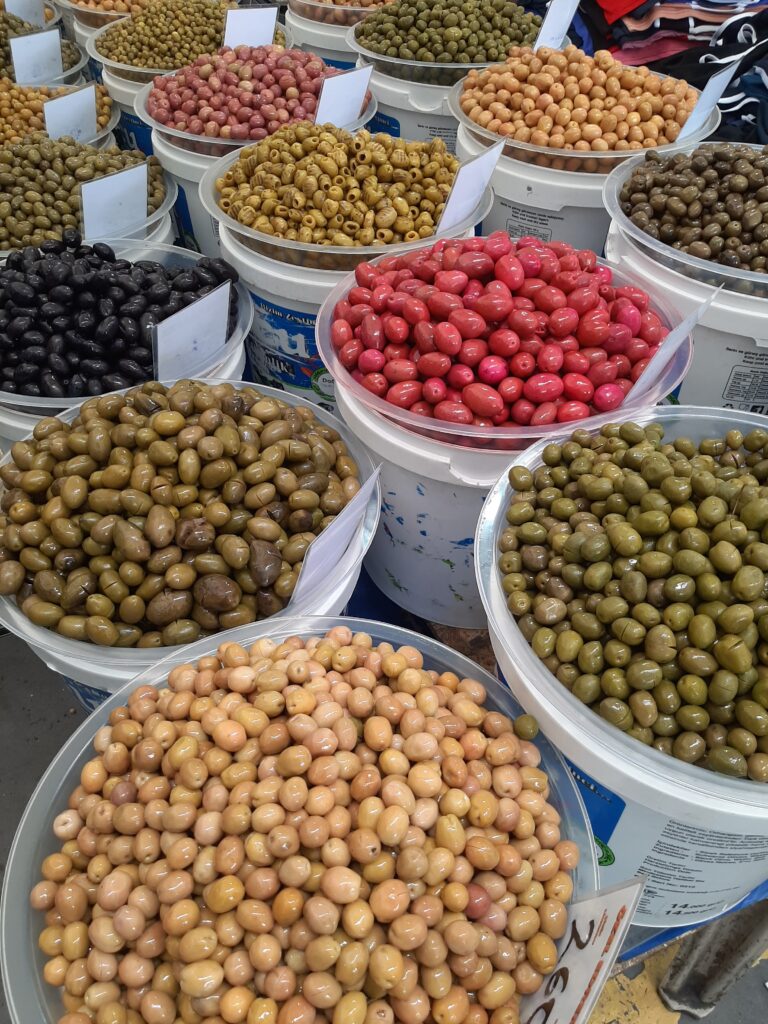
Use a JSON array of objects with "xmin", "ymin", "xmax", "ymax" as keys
[
  {"xmin": 410, "ymin": 94, "xmax": 452, "ymax": 115},
  {"xmin": 447, "ymin": 453, "xmax": 508, "ymax": 488}
]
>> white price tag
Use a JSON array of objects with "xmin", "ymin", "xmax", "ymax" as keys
[
  {"xmin": 5, "ymin": 0, "xmax": 46, "ymax": 27},
  {"xmin": 314, "ymin": 65, "xmax": 371, "ymax": 128},
  {"xmin": 627, "ymin": 287, "xmax": 723, "ymax": 403},
  {"xmin": 151, "ymin": 280, "xmax": 231, "ymax": 379},
  {"xmin": 438, "ymin": 141, "xmax": 502, "ymax": 235},
  {"xmin": 290, "ymin": 467, "xmax": 381, "ymax": 606},
  {"xmin": 10, "ymin": 28, "xmax": 63, "ymax": 84},
  {"xmin": 81, "ymin": 162, "xmax": 148, "ymax": 240},
  {"xmin": 679, "ymin": 62, "xmax": 739, "ymax": 140},
  {"xmin": 44, "ymin": 83, "xmax": 98, "ymax": 142},
  {"xmin": 534, "ymin": 0, "xmax": 580, "ymax": 49},
  {"xmin": 223, "ymin": 6, "xmax": 279, "ymax": 48},
  {"xmin": 520, "ymin": 880, "xmax": 644, "ymax": 1024}
]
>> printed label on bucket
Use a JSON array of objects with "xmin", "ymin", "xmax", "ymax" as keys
[
  {"xmin": 677, "ymin": 324, "xmax": 768, "ymax": 413},
  {"xmin": 483, "ymin": 194, "xmax": 610, "ymax": 255},
  {"xmin": 246, "ymin": 292, "xmax": 335, "ymax": 411},
  {"xmin": 115, "ymin": 111, "xmax": 153, "ymax": 156},
  {"xmin": 565, "ymin": 757, "xmax": 768, "ymax": 924},
  {"xmin": 371, "ymin": 107, "xmax": 457, "ymax": 150},
  {"xmin": 62, "ymin": 675, "xmax": 110, "ymax": 713}
]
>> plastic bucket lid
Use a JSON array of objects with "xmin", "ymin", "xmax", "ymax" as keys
[
  {"xmin": 316, "ymin": 250, "xmax": 694, "ymax": 449},
  {"xmin": 1, "ymin": 613, "xmax": 598, "ymax": 1024},
  {"xmin": 133, "ymin": 75, "xmax": 377, "ymax": 159},
  {"xmin": 0, "ymin": 379, "xmax": 381, "ymax": 661},
  {"xmin": 475, "ymin": 404, "xmax": 768, "ymax": 824}
]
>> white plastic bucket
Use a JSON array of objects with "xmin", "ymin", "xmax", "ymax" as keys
[
  {"xmin": 102, "ymin": 66, "xmax": 153, "ymax": 153},
  {"xmin": 456, "ymin": 123, "xmax": 610, "ymax": 252},
  {"xmin": 73, "ymin": 18, "xmax": 101, "ymax": 81},
  {"xmin": 476, "ymin": 405, "xmax": 768, "ymax": 927},
  {"xmin": 219, "ymin": 224, "xmax": 339, "ymax": 411},
  {"xmin": 0, "ymin": 382, "xmax": 380, "ymax": 711},
  {"xmin": 606, "ymin": 222, "xmax": 768, "ymax": 413},
  {"xmin": 367, "ymin": 68, "xmax": 457, "ymax": 151},
  {"xmin": 151, "ymin": 129, "xmax": 219, "ymax": 255},
  {"xmin": 285, "ymin": 8, "xmax": 355, "ymax": 68}
]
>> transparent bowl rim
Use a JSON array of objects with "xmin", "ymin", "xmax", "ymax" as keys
[
  {"xmin": 198, "ymin": 143, "xmax": 493, "ymax": 261},
  {"xmin": 0, "ymin": 613, "xmax": 598, "ymax": 1024},
  {"xmin": 0, "ymin": 239, "xmax": 254, "ymax": 411},
  {"xmin": 315, "ymin": 247, "xmax": 695, "ymax": 444},
  {"xmin": 346, "ymin": 23, "xmax": 503, "ymax": 75},
  {"xmin": 447, "ymin": 75, "xmax": 722, "ymax": 169},
  {"xmin": 0, "ymin": 379, "xmax": 381, "ymax": 655},
  {"xmin": 603, "ymin": 142, "xmax": 768, "ymax": 290},
  {"xmin": 475, "ymin": 404, "xmax": 768, "ymax": 814}
]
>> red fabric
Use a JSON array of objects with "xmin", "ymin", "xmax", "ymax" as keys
[
  {"xmin": 612, "ymin": 36, "xmax": 700, "ymax": 62},
  {"xmin": 595, "ymin": 0, "xmax": 649, "ymax": 25}
]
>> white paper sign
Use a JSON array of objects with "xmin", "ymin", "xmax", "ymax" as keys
[
  {"xmin": 6, "ymin": 0, "xmax": 46, "ymax": 27},
  {"xmin": 520, "ymin": 880, "xmax": 644, "ymax": 1024},
  {"xmin": 81, "ymin": 162, "xmax": 148, "ymax": 240},
  {"xmin": 679, "ymin": 62, "xmax": 739, "ymax": 140},
  {"xmin": 44, "ymin": 83, "xmax": 98, "ymax": 142},
  {"xmin": 627, "ymin": 286, "xmax": 723, "ymax": 403},
  {"xmin": 535, "ymin": 0, "xmax": 580, "ymax": 49},
  {"xmin": 290, "ymin": 467, "xmax": 381, "ymax": 606},
  {"xmin": 438, "ymin": 141, "xmax": 503, "ymax": 235},
  {"xmin": 315, "ymin": 65, "xmax": 372, "ymax": 128},
  {"xmin": 151, "ymin": 280, "xmax": 231, "ymax": 378},
  {"xmin": 223, "ymin": 6, "xmax": 278, "ymax": 48},
  {"xmin": 10, "ymin": 29, "xmax": 62, "ymax": 84}
]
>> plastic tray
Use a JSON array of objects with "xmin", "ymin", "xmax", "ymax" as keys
[
  {"xmin": 0, "ymin": 239, "xmax": 253, "ymax": 414},
  {"xmin": 1, "ymin": 612, "xmax": 598, "ymax": 1024},
  {"xmin": 52, "ymin": 0, "xmax": 126, "ymax": 28},
  {"xmin": 87, "ymin": 17, "xmax": 292, "ymax": 83},
  {"xmin": 316, "ymin": 252, "xmax": 694, "ymax": 450},
  {"xmin": 200, "ymin": 146, "xmax": 492, "ymax": 270},
  {"xmin": 448, "ymin": 76, "xmax": 722, "ymax": 176},
  {"xmin": 475, "ymin": 406, "xmax": 768, "ymax": 818},
  {"xmin": 288, "ymin": 0, "xmax": 394, "ymax": 27},
  {"xmin": 604, "ymin": 143, "xmax": 768, "ymax": 298},
  {"xmin": 134, "ymin": 75, "xmax": 377, "ymax": 157}
]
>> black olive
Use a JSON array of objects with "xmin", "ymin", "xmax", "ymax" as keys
[
  {"xmin": 94, "ymin": 317, "xmax": 119, "ymax": 344},
  {"xmin": 66, "ymin": 352, "xmax": 81, "ymax": 368},
  {"xmin": 81, "ymin": 359, "xmax": 110, "ymax": 377},
  {"xmin": 44, "ymin": 261, "xmax": 71, "ymax": 287},
  {"xmin": 106, "ymin": 287, "xmax": 126, "ymax": 305},
  {"xmin": 118, "ymin": 316, "xmax": 140, "ymax": 344},
  {"xmin": 49, "ymin": 285, "xmax": 74, "ymax": 305},
  {"xmin": 0, "ymin": 333, "xmax": 12, "ymax": 351},
  {"xmin": 130, "ymin": 346, "xmax": 153, "ymax": 367},
  {"xmin": 5, "ymin": 351, "xmax": 19, "ymax": 367},
  {"xmin": 101, "ymin": 373, "xmax": 130, "ymax": 391},
  {"xmin": 40, "ymin": 371, "xmax": 65, "ymax": 398},
  {"xmin": 20, "ymin": 383, "xmax": 41, "ymax": 397},
  {"xmin": 25, "ymin": 273, "xmax": 45, "ymax": 293},
  {"xmin": 75, "ymin": 310, "xmax": 98, "ymax": 336},
  {"xmin": 110, "ymin": 337, "xmax": 128, "ymax": 357},
  {"xmin": 14, "ymin": 362, "xmax": 38, "ymax": 383},
  {"xmin": 22, "ymin": 346, "xmax": 48, "ymax": 366},
  {"xmin": 50, "ymin": 315, "xmax": 70, "ymax": 334},
  {"xmin": 147, "ymin": 282, "xmax": 171, "ymax": 304},
  {"xmin": 48, "ymin": 353, "xmax": 69, "ymax": 375},
  {"xmin": 62, "ymin": 228, "xmax": 82, "ymax": 248},
  {"xmin": 7, "ymin": 316, "xmax": 33, "ymax": 340},
  {"xmin": 172, "ymin": 271, "xmax": 196, "ymax": 292},
  {"xmin": 39, "ymin": 302, "xmax": 67, "ymax": 320},
  {"xmin": 21, "ymin": 246, "xmax": 37, "ymax": 264},
  {"xmin": 115, "ymin": 274, "xmax": 139, "ymax": 297},
  {"xmin": 164, "ymin": 295, "xmax": 184, "ymax": 316},
  {"xmin": 118, "ymin": 359, "xmax": 147, "ymax": 381},
  {"xmin": 77, "ymin": 291, "xmax": 96, "ymax": 309},
  {"xmin": 193, "ymin": 267, "xmax": 218, "ymax": 287},
  {"xmin": 120, "ymin": 295, "xmax": 147, "ymax": 318},
  {"xmin": 67, "ymin": 374, "xmax": 86, "ymax": 396},
  {"xmin": 1, "ymin": 366, "xmax": 13, "ymax": 380},
  {"xmin": 40, "ymin": 239, "xmax": 65, "ymax": 255},
  {"xmin": 93, "ymin": 242, "xmax": 116, "ymax": 261},
  {"xmin": 47, "ymin": 335, "xmax": 66, "ymax": 355},
  {"xmin": 5, "ymin": 252, "xmax": 23, "ymax": 271}
]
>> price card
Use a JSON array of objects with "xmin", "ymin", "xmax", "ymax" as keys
[
  {"xmin": 44, "ymin": 83, "xmax": 98, "ymax": 142},
  {"xmin": 626, "ymin": 287, "xmax": 723, "ymax": 403},
  {"xmin": 81, "ymin": 162, "xmax": 148, "ymax": 240},
  {"xmin": 223, "ymin": 5, "xmax": 279, "ymax": 48},
  {"xmin": 520, "ymin": 879, "xmax": 644, "ymax": 1024},
  {"xmin": 437, "ymin": 141, "xmax": 502, "ymax": 235},
  {"xmin": 315, "ymin": 65, "xmax": 372, "ymax": 128},
  {"xmin": 534, "ymin": 0, "xmax": 580, "ymax": 49},
  {"xmin": 679, "ymin": 62, "xmax": 739, "ymax": 140},
  {"xmin": 290, "ymin": 467, "xmax": 381, "ymax": 606},
  {"xmin": 10, "ymin": 28, "xmax": 63, "ymax": 84},
  {"xmin": 151, "ymin": 280, "xmax": 231, "ymax": 379},
  {"xmin": 5, "ymin": 0, "xmax": 46, "ymax": 27}
]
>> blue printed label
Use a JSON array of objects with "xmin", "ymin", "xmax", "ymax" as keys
[
  {"xmin": 370, "ymin": 109, "xmax": 401, "ymax": 137},
  {"xmin": 565, "ymin": 757, "xmax": 624, "ymax": 868},
  {"xmin": 247, "ymin": 290, "xmax": 335, "ymax": 409},
  {"xmin": 88, "ymin": 59, "xmax": 103, "ymax": 83},
  {"xmin": 115, "ymin": 111, "xmax": 153, "ymax": 155},
  {"xmin": 325, "ymin": 56, "xmax": 355, "ymax": 69},
  {"xmin": 63, "ymin": 676, "xmax": 110, "ymax": 712},
  {"xmin": 173, "ymin": 183, "xmax": 200, "ymax": 252}
]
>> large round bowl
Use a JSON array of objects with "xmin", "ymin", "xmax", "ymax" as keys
[
  {"xmin": 0, "ymin": 382, "xmax": 381, "ymax": 694},
  {"xmin": 475, "ymin": 405, "xmax": 768, "ymax": 923},
  {"xmin": 289, "ymin": 0, "xmax": 394, "ymax": 27},
  {"xmin": 1, "ymin": 613, "xmax": 599, "ymax": 1024},
  {"xmin": 448, "ymin": 76, "xmax": 722, "ymax": 175},
  {"xmin": 604, "ymin": 142, "xmax": 768, "ymax": 298},
  {"xmin": 135, "ymin": 75, "xmax": 377, "ymax": 158},
  {"xmin": 53, "ymin": 0, "xmax": 131, "ymax": 29},
  {"xmin": 316, "ymin": 253, "xmax": 694, "ymax": 450},
  {"xmin": 199, "ymin": 146, "xmax": 494, "ymax": 271}
]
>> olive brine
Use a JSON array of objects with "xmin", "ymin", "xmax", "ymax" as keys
[{"xmin": 0, "ymin": 232, "xmax": 239, "ymax": 399}]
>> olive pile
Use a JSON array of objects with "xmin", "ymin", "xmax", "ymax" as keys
[
  {"xmin": 0, "ymin": 133, "xmax": 165, "ymax": 250},
  {"xmin": 30, "ymin": 624, "xmax": 580, "ymax": 1024},
  {"xmin": 0, "ymin": 233, "xmax": 240, "ymax": 399},
  {"xmin": 619, "ymin": 144, "xmax": 768, "ymax": 274},
  {"xmin": 0, "ymin": 80, "xmax": 113, "ymax": 146},
  {"xmin": 355, "ymin": 0, "xmax": 540, "ymax": 64},
  {"xmin": 0, "ymin": 381, "xmax": 362, "ymax": 647},
  {"xmin": 94, "ymin": 0, "xmax": 285, "ymax": 70},
  {"xmin": 500, "ymin": 422, "xmax": 768, "ymax": 782},
  {"xmin": 216, "ymin": 124, "xmax": 458, "ymax": 246},
  {"xmin": 0, "ymin": 13, "xmax": 80, "ymax": 79}
]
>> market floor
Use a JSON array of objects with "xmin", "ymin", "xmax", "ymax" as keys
[{"xmin": 0, "ymin": 632, "xmax": 766, "ymax": 1024}]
